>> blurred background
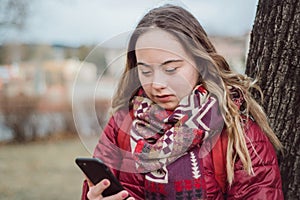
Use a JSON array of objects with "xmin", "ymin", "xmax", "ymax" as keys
[{"xmin": 0, "ymin": 0, "xmax": 257, "ymax": 199}]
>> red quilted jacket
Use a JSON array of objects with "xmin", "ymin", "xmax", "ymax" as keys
[{"xmin": 81, "ymin": 110, "xmax": 283, "ymax": 199}]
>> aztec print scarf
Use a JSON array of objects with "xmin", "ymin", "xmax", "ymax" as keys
[{"xmin": 130, "ymin": 85, "xmax": 224, "ymax": 199}]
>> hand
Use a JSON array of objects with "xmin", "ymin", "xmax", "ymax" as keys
[{"xmin": 86, "ymin": 178, "xmax": 135, "ymax": 200}]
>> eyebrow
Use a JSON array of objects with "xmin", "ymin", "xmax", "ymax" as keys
[{"xmin": 136, "ymin": 59, "xmax": 183, "ymax": 67}]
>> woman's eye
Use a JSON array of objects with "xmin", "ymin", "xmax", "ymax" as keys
[
  {"xmin": 141, "ymin": 70, "xmax": 152, "ymax": 75},
  {"xmin": 165, "ymin": 67, "xmax": 178, "ymax": 73},
  {"xmin": 138, "ymin": 66, "xmax": 152, "ymax": 76}
]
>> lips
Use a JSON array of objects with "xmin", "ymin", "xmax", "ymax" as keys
[{"xmin": 154, "ymin": 94, "xmax": 174, "ymax": 103}]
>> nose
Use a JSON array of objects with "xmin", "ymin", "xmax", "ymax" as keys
[{"xmin": 152, "ymin": 71, "xmax": 167, "ymax": 89}]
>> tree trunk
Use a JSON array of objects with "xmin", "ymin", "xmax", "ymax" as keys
[{"xmin": 246, "ymin": 0, "xmax": 300, "ymax": 199}]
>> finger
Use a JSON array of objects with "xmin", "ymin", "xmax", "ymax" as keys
[
  {"xmin": 87, "ymin": 179, "xmax": 110, "ymax": 199},
  {"xmin": 85, "ymin": 177, "xmax": 94, "ymax": 187},
  {"xmin": 103, "ymin": 190, "xmax": 131, "ymax": 200}
]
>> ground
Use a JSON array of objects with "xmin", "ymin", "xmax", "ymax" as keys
[{"xmin": 0, "ymin": 137, "xmax": 91, "ymax": 200}]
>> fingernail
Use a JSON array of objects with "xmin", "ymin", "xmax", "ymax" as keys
[
  {"xmin": 121, "ymin": 191, "xmax": 128, "ymax": 198},
  {"xmin": 103, "ymin": 180, "xmax": 109, "ymax": 186}
]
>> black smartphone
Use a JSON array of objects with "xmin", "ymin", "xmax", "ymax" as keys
[{"xmin": 75, "ymin": 157, "xmax": 125, "ymax": 197}]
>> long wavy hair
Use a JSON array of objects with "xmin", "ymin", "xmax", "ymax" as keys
[{"xmin": 112, "ymin": 4, "xmax": 282, "ymax": 185}]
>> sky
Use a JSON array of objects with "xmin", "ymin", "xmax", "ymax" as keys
[{"xmin": 1, "ymin": 0, "xmax": 259, "ymax": 46}]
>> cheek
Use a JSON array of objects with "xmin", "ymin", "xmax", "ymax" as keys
[
  {"xmin": 138, "ymin": 71, "xmax": 148, "ymax": 88},
  {"xmin": 177, "ymin": 72, "xmax": 198, "ymax": 88},
  {"xmin": 140, "ymin": 83, "xmax": 151, "ymax": 95},
  {"xmin": 138, "ymin": 75, "xmax": 148, "ymax": 86},
  {"xmin": 171, "ymin": 73, "xmax": 198, "ymax": 96},
  {"xmin": 187, "ymin": 68, "xmax": 199, "ymax": 88}
]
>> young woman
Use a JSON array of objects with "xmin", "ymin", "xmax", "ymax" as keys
[{"xmin": 81, "ymin": 4, "xmax": 283, "ymax": 200}]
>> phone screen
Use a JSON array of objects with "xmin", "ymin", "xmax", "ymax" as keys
[{"xmin": 75, "ymin": 157, "xmax": 124, "ymax": 197}]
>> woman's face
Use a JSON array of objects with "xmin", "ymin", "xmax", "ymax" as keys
[{"xmin": 135, "ymin": 29, "xmax": 199, "ymax": 110}]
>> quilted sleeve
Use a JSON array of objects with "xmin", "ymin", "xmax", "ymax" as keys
[
  {"xmin": 81, "ymin": 111, "xmax": 126, "ymax": 200},
  {"xmin": 226, "ymin": 121, "xmax": 284, "ymax": 200},
  {"xmin": 93, "ymin": 111, "xmax": 125, "ymax": 175},
  {"xmin": 202, "ymin": 131, "xmax": 227, "ymax": 200}
]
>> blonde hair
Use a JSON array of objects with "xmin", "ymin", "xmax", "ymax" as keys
[
  {"xmin": 112, "ymin": 4, "xmax": 282, "ymax": 185},
  {"xmin": 194, "ymin": 50, "xmax": 283, "ymax": 184}
]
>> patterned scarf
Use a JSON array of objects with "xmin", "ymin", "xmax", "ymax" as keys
[{"xmin": 130, "ymin": 85, "xmax": 224, "ymax": 199}]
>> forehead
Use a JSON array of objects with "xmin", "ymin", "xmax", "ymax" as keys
[{"xmin": 135, "ymin": 29, "xmax": 191, "ymax": 62}]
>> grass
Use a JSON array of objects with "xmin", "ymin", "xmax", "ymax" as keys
[{"xmin": 0, "ymin": 136, "xmax": 91, "ymax": 200}]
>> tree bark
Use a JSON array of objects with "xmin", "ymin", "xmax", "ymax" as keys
[{"xmin": 246, "ymin": 0, "xmax": 300, "ymax": 199}]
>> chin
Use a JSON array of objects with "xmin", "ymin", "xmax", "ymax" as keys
[{"xmin": 158, "ymin": 103, "xmax": 177, "ymax": 111}]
